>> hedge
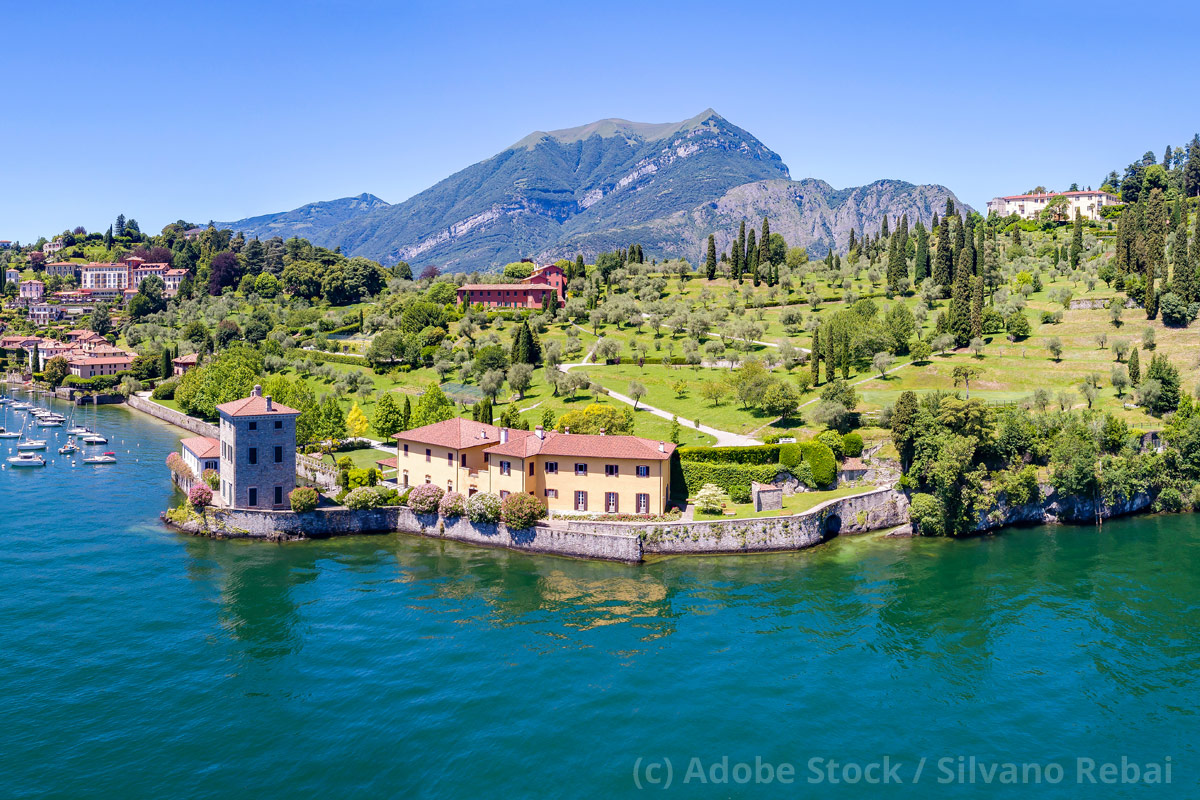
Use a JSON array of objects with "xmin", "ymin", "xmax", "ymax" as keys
[
  {"xmin": 799, "ymin": 441, "xmax": 837, "ymax": 488},
  {"xmin": 677, "ymin": 444, "xmax": 781, "ymax": 465},
  {"xmin": 679, "ymin": 461, "xmax": 781, "ymax": 497},
  {"xmin": 285, "ymin": 348, "xmax": 366, "ymax": 367}
]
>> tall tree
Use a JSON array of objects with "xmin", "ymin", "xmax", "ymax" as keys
[
  {"xmin": 705, "ymin": 234, "xmax": 717, "ymax": 280},
  {"xmin": 735, "ymin": 221, "xmax": 746, "ymax": 283},
  {"xmin": 950, "ymin": 248, "xmax": 972, "ymax": 347},
  {"xmin": 1070, "ymin": 208, "xmax": 1084, "ymax": 268},
  {"xmin": 746, "ymin": 229, "xmax": 759, "ymax": 286},
  {"xmin": 760, "ymin": 217, "xmax": 770, "ymax": 264},
  {"xmin": 933, "ymin": 215, "xmax": 953, "ymax": 291},
  {"xmin": 970, "ymin": 275, "xmax": 984, "ymax": 339},
  {"xmin": 114, "ymin": 214, "xmax": 126, "ymax": 237},
  {"xmin": 1144, "ymin": 189, "xmax": 1168, "ymax": 319},
  {"xmin": 913, "ymin": 221, "xmax": 930, "ymax": 283},
  {"xmin": 886, "ymin": 226, "xmax": 905, "ymax": 292}
]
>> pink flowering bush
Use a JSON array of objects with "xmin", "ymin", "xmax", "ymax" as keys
[
  {"xmin": 188, "ymin": 483, "xmax": 213, "ymax": 508},
  {"xmin": 407, "ymin": 483, "xmax": 445, "ymax": 514},
  {"xmin": 438, "ymin": 491, "xmax": 466, "ymax": 518},
  {"xmin": 202, "ymin": 468, "xmax": 219, "ymax": 489},
  {"xmin": 500, "ymin": 492, "xmax": 547, "ymax": 530}
]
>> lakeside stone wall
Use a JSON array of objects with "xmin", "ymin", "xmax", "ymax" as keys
[
  {"xmin": 126, "ymin": 394, "xmax": 218, "ymax": 438},
  {"xmin": 567, "ymin": 488, "xmax": 910, "ymax": 556}
]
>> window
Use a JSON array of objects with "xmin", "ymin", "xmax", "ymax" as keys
[
  {"xmin": 275, "ymin": 486, "xmax": 283, "ymax": 506},
  {"xmin": 460, "ymin": 454, "xmax": 467, "ymax": 467},
  {"xmin": 605, "ymin": 464, "xmax": 619, "ymax": 477},
  {"xmin": 574, "ymin": 491, "xmax": 588, "ymax": 511},
  {"xmin": 249, "ymin": 422, "xmax": 257, "ymax": 431},
  {"xmin": 500, "ymin": 460, "xmax": 511, "ymax": 476},
  {"xmin": 425, "ymin": 475, "xmax": 431, "ymax": 484},
  {"xmin": 274, "ymin": 446, "xmax": 283, "ymax": 463},
  {"xmin": 248, "ymin": 447, "xmax": 257, "ymax": 465},
  {"xmin": 448, "ymin": 482, "xmax": 453, "ymax": 493},
  {"xmin": 500, "ymin": 490, "xmax": 510, "ymax": 499},
  {"xmin": 274, "ymin": 420, "xmax": 282, "ymax": 429},
  {"xmin": 575, "ymin": 463, "xmax": 587, "ymax": 476},
  {"xmin": 529, "ymin": 462, "xmax": 534, "ymax": 476},
  {"xmin": 484, "ymin": 453, "xmax": 489, "ymax": 463},
  {"xmin": 545, "ymin": 488, "xmax": 558, "ymax": 499},
  {"xmin": 447, "ymin": 452, "xmax": 454, "ymax": 466},
  {"xmin": 636, "ymin": 465, "xmax": 650, "ymax": 478},
  {"xmin": 606, "ymin": 492, "xmax": 619, "ymax": 513},
  {"xmin": 425, "ymin": 448, "xmax": 431, "ymax": 462},
  {"xmin": 403, "ymin": 444, "xmax": 409, "ymax": 457},
  {"xmin": 637, "ymin": 493, "xmax": 650, "ymax": 514},
  {"xmin": 248, "ymin": 487, "xmax": 257, "ymax": 507},
  {"xmin": 545, "ymin": 462, "xmax": 558, "ymax": 474}
]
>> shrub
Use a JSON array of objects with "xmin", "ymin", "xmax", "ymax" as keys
[
  {"xmin": 1155, "ymin": 487, "xmax": 1184, "ymax": 513},
  {"xmin": 407, "ymin": 483, "xmax": 444, "ymax": 514},
  {"xmin": 202, "ymin": 468, "xmax": 219, "ymax": 489},
  {"xmin": 344, "ymin": 486, "xmax": 383, "ymax": 510},
  {"xmin": 778, "ymin": 442, "xmax": 801, "ymax": 469},
  {"xmin": 842, "ymin": 432, "xmax": 864, "ymax": 458},
  {"xmin": 439, "ymin": 491, "xmax": 466, "ymax": 518},
  {"xmin": 694, "ymin": 483, "xmax": 728, "ymax": 513},
  {"xmin": 676, "ymin": 444, "xmax": 781, "ymax": 464},
  {"xmin": 165, "ymin": 451, "xmax": 195, "ymax": 482},
  {"xmin": 909, "ymin": 493, "xmax": 945, "ymax": 536},
  {"xmin": 501, "ymin": 492, "xmax": 547, "ymax": 529},
  {"xmin": 467, "ymin": 491, "xmax": 502, "ymax": 523},
  {"xmin": 289, "ymin": 486, "xmax": 319, "ymax": 513},
  {"xmin": 799, "ymin": 440, "xmax": 837, "ymax": 487},
  {"xmin": 679, "ymin": 461, "xmax": 780, "ymax": 497},
  {"xmin": 728, "ymin": 485, "xmax": 752, "ymax": 504},
  {"xmin": 188, "ymin": 483, "xmax": 212, "ymax": 508},
  {"xmin": 152, "ymin": 378, "xmax": 178, "ymax": 400},
  {"xmin": 817, "ymin": 430, "xmax": 845, "ymax": 459},
  {"xmin": 375, "ymin": 486, "xmax": 401, "ymax": 506}
]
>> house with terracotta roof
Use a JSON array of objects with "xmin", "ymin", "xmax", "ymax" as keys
[
  {"xmin": 44, "ymin": 262, "xmax": 79, "ymax": 279},
  {"xmin": 68, "ymin": 354, "xmax": 132, "ymax": 378},
  {"xmin": 180, "ymin": 436, "xmax": 221, "ymax": 478},
  {"xmin": 4, "ymin": 268, "xmax": 19, "ymax": 285},
  {"xmin": 19, "ymin": 279, "xmax": 44, "ymax": 302},
  {"xmin": 42, "ymin": 239, "xmax": 65, "ymax": 255},
  {"xmin": 29, "ymin": 303, "xmax": 64, "ymax": 325},
  {"xmin": 216, "ymin": 385, "xmax": 300, "ymax": 510},
  {"xmin": 456, "ymin": 263, "xmax": 566, "ymax": 309},
  {"xmin": 392, "ymin": 417, "xmax": 675, "ymax": 514},
  {"xmin": 172, "ymin": 352, "xmax": 200, "ymax": 376},
  {"xmin": 987, "ymin": 190, "xmax": 1119, "ymax": 221}
]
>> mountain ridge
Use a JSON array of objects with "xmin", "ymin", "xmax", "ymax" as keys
[{"xmin": 217, "ymin": 110, "xmax": 966, "ymax": 268}]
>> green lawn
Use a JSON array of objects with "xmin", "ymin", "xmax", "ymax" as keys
[
  {"xmin": 323, "ymin": 444, "xmax": 394, "ymax": 472},
  {"xmin": 695, "ymin": 484, "xmax": 879, "ymax": 520}
]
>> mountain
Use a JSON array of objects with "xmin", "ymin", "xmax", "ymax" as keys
[
  {"xmin": 218, "ymin": 110, "xmax": 967, "ymax": 268},
  {"xmin": 215, "ymin": 192, "xmax": 389, "ymax": 241}
]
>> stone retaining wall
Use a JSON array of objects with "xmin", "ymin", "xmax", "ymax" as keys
[
  {"xmin": 179, "ymin": 506, "xmax": 643, "ymax": 563},
  {"xmin": 567, "ymin": 487, "xmax": 910, "ymax": 556},
  {"xmin": 126, "ymin": 394, "xmax": 218, "ymax": 438}
]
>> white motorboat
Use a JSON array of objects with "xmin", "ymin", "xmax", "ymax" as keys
[
  {"xmin": 7, "ymin": 452, "xmax": 46, "ymax": 467},
  {"xmin": 81, "ymin": 434, "xmax": 108, "ymax": 445},
  {"xmin": 58, "ymin": 442, "xmax": 78, "ymax": 455},
  {"xmin": 36, "ymin": 418, "xmax": 63, "ymax": 427},
  {"xmin": 0, "ymin": 428, "xmax": 21, "ymax": 439},
  {"xmin": 82, "ymin": 452, "xmax": 117, "ymax": 464},
  {"xmin": 12, "ymin": 402, "xmax": 32, "ymax": 411},
  {"xmin": 67, "ymin": 426, "xmax": 92, "ymax": 435},
  {"xmin": 16, "ymin": 439, "xmax": 47, "ymax": 450}
]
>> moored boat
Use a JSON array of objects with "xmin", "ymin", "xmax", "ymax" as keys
[
  {"xmin": 81, "ymin": 434, "xmax": 108, "ymax": 445},
  {"xmin": 7, "ymin": 452, "xmax": 46, "ymax": 467},
  {"xmin": 59, "ymin": 442, "xmax": 78, "ymax": 455},
  {"xmin": 16, "ymin": 439, "xmax": 47, "ymax": 450},
  {"xmin": 82, "ymin": 452, "xmax": 117, "ymax": 464},
  {"xmin": 0, "ymin": 428, "xmax": 21, "ymax": 439}
]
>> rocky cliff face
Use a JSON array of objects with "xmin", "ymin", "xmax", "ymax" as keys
[{"xmin": 973, "ymin": 484, "xmax": 1154, "ymax": 532}]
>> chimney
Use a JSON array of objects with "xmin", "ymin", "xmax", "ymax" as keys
[
  {"xmin": 500, "ymin": 428, "xmax": 509, "ymax": 443},
  {"xmin": 265, "ymin": 396, "xmax": 273, "ymax": 411},
  {"xmin": 564, "ymin": 426, "xmax": 570, "ymax": 435},
  {"xmin": 599, "ymin": 428, "xmax": 605, "ymax": 436},
  {"xmin": 252, "ymin": 384, "xmax": 262, "ymax": 397},
  {"xmin": 535, "ymin": 425, "xmax": 544, "ymax": 439},
  {"xmin": 659, "ymin": 441, "xmax": 665, "ymax": 453}
]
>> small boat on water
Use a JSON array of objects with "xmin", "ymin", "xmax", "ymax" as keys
[
  {"xmin": 82, "ymin": 452, "xmax": 117, "ymax": 464},
  {"xmin": 67, "ymin": 426, "xmax": 92, "ymax": 435},
  {"xmin": 7, "ymin": 452, "xmax": 46, "ymax": 467},
  {"xmin": 36, "ymin": 419, "xmax": 63, "ymax": 427},
  {"xmin": 16, "ymin": 439, "xmax": 47, "ymax": 450},
  {"xmin": 82, "ymin": 434, "xmax": 108, "ymax": 445},
  {"xmin": 0, "ymin": 428, "xmax": 21, "ymax": 439},
  {"xmin": 0, "ymin": 396, "xmax": 12, "ymax": 404},
  {"xmin": 12, "ymin": 402, "xmax": 33, "ymax": 411},
  {"xmin": 59, "ymin": 442, "xmax": 78, "ymax": 455}
]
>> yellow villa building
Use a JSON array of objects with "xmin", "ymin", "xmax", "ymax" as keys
[{"xmin": 386, "ymin": 418, "xmax": 676, "ymax": 515}]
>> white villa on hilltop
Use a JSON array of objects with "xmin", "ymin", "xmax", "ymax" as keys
[{"xmin": 987, "ymin": 190, "xmax": 1119, "ymax": 221}]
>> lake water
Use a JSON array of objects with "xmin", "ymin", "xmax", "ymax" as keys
[{"xmin": 1, "ymin": 390, "xmax": 1196, "ymax": 798}]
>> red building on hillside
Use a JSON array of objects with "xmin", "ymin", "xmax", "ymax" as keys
[{"xmin": 456, "ymin": 264, "xmax": 566, "ymax": 309}]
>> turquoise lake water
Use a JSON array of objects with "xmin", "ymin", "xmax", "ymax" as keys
[{"xmin": 1, "ymin": 390, "xmax": 1196, "ymax": 798}]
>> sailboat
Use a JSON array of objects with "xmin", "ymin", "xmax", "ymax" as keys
[
  {"xmin": 0, "ymin": 427, "xmax": 20, "ymax": 439},
  {"xmin": 16, "ymin": 439, "xmax": 47, "ymax": 450}
]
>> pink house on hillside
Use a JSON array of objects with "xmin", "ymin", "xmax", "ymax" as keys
[{"xmin": 456, "ymin": 264, "xmax": 566, "ymax": 309}]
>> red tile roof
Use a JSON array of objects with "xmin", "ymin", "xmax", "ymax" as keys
[
  {"xmin": 457, "ymin": 283, "xmax": 553, "ymax": 292},
  {"xmin": 181, "ymin": 436, "xmax": 220, "ymax": 459},
  {"xmin": 393, "ymin": 418, "xmax": 535, "ymax": 450},
  {"xmin": 173, "ymin": 353, "xmax": 199, "ymax": 365},
  {"xmin": 1000, "ymin": 190, "xmax": 1118, "ymax": 200},
  {"xmin": 216, "ymin": 394, "xmax": 299, "ymax": 417},
  {"xmin": 67, "ymin": 355, "xmax": 131, "ymax": 365},
  {"xmin": 484, "ymin": 429, "xmax": 675, "ymax": 460},
  {"xmin": 375, "ymin": 457, "xmax": 398, "ymax": 469}
]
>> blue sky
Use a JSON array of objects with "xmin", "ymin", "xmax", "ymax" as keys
[{"xmin": 3, "ymin": 0, "xmax": 1198, "ymax": 242}]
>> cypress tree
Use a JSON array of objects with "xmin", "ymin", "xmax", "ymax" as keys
[
  {"xmin": 736, "ymin": 221, "xmax": 746, "ymax": 283},
  {"xmin": 932, "ymin": 211, "xmax": 939, "ymax": 229},
  {"xmin": 1191, "ymin": 201, "xmax": 1200, "ymax": 277},
  {"xmin": 1128, "ymin": 347, "xmax": 1141, "ymax": 384},
  {"xmin": 1173, "ymin": 219, "xmax": 1192, "ymax": 302},
  {"xmin": 747, "ymin": 229, "xmax": 759, "ymax": 286},
  {"xmin": 159, "ymin": 348, "xmax": 172, "ymax": 379},
  {"xmin": 913, "ymin": 221, "xmax": 930, "ymax": 283},
  {"xmin": 945, "ymin": 198, "xmax": 956, "ymax": 218},
  {"xmin": 933, "ymin": 216, "xmax": 953, "ymax": 291},
  {"xmin": 950, "ymin": 249, "xmax": 972, "ymax": 347},
  {"xmin": 849, "ymin": 228, "xmax": 857, "ymax": 252},
  {"xmin": 886, "ymin": 228, "xmax": 905, "ymax": 292},
  {"xmin": 899, "ymin": 213, "xmax": 909, "ymax": 244},
  {"xmin": 401, "ymin": 396, "xmax": 412, "ymax": 431},
  {"xmin": 1070, "ymin": 208, "xmax": 1084, "ymax": 268},
  {"xmin": 970, "ymin": 275, "xmax": 984, "ymax": 338},
  {"xmin": 760, "ymin": 217, "xmax": 770, "ymax": 264},
  {"xmin": 1145, "ymin": 189, "xmax": 1168, "ymax": 318},
  {"xmin": 881, "ymin": 215, "xmax": 890, "ymax": 239},
  {"xmin": 810, "ymin": 326, "xmax": 820, "ymax": 385},
  {"xmin": 705, "ymin": 234, "xmax": 717, "ymax": 280},
  {"xmin": 575, "ymin": 253, "xmax": 585, "ymax": 279}
]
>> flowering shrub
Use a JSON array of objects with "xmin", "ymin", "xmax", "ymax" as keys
[
  {"xmin": 202, "ymin": 468, "xmax": 219, "ymax": 489},
  {"xmin": 188, "ymin": 483, "xmax": 212, "ymax": 508},
  {"xmin": 344, "ymin": 486, "xmax": 383, "ymax": 510},
  {"xmin": 407, "ymin": 483, "xmax": 444, "ymax": 514},
  {"xmin": 289, "ymin": 486, "xmax": 319, "ymax": 513},
  {"xmin": 165, "ymin": 452, "xmax": 195, "ymax": 482},
  {"xmin": 466, "ymin": 492, "xmax": 501, "ymax": 523},
  {"xmin": 500, "ymin": 492, "xmax": 547, "ymax": 530},
  {"xmin": 438, "ymin": 491, "xmax": 466, "ymax": 518}
]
